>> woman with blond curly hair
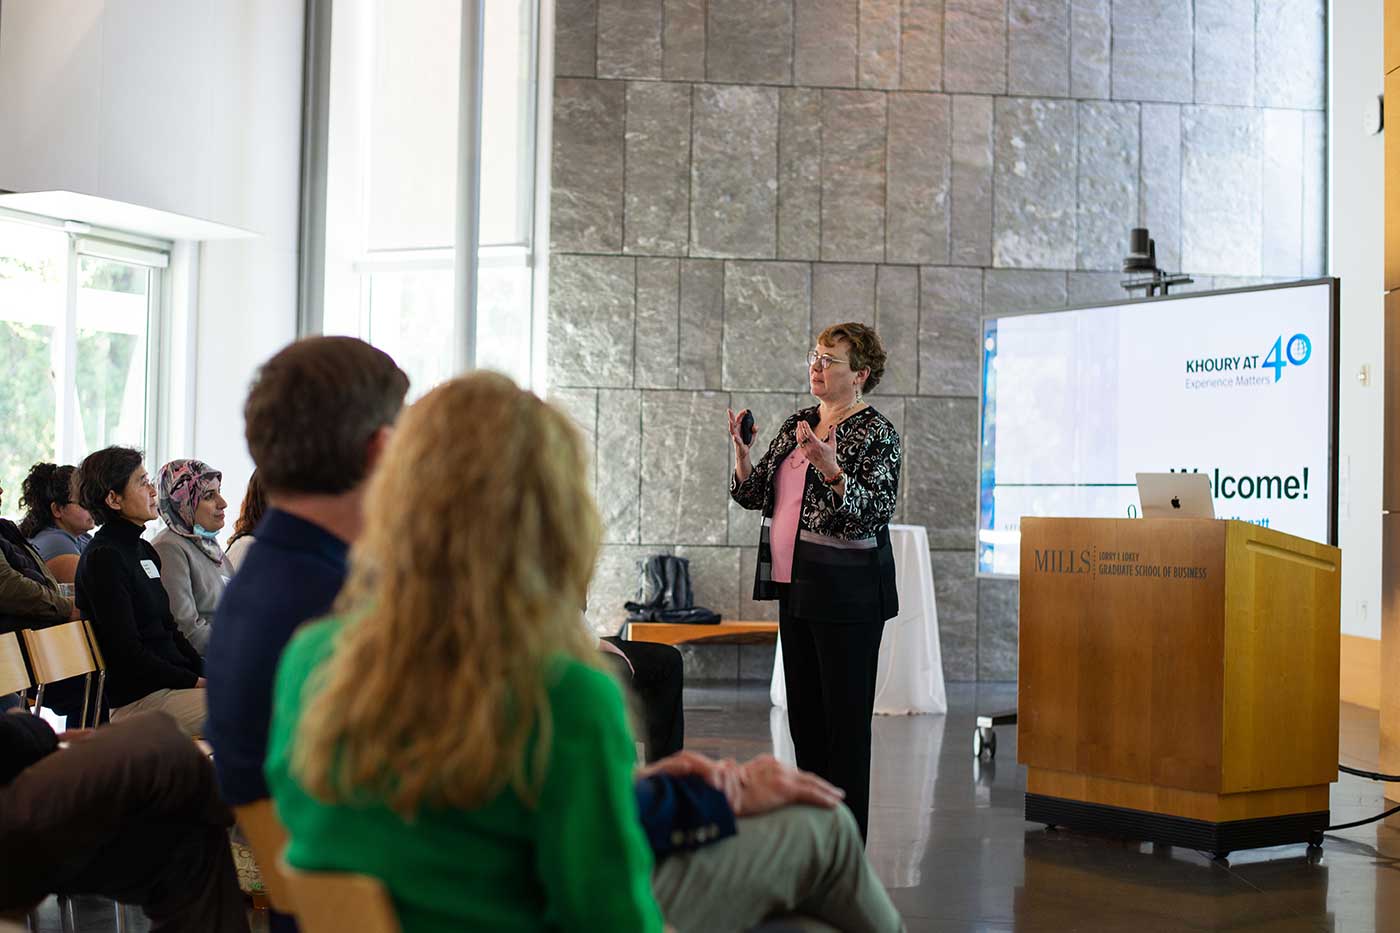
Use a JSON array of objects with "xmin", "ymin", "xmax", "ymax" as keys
[{"xmin": 264, "ymin": 372, "xmax": 661, "ymax": 932}]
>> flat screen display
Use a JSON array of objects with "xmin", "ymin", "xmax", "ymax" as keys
[{"xmin": 976, "ymin": 279, "xmax": 1338, "ymax": 577}]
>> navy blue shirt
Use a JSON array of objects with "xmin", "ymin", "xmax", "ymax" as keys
[{"xmin": 205, "ymin": 509, "xmax": 348, "ymax": 806}]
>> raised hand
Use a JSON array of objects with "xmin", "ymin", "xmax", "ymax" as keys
[
  {"xmin": 726, "ymin": 408, "xmax": 757, "ymax": 457},
  {"xmin": 795, "ymin": 421, "xmax": 839, "ymax": 481}
]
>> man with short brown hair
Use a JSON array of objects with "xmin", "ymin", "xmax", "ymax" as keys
[
  {"xmin": 205, "ymin": 337, "xmax": 409, "ymax": 933},
  {"xmin": 241, "ymin": 336, "xmax": 410, "ymax": 498},
  {"xmin": 205, "ymin": 336, "xmax": 408, "ymax": 808}
]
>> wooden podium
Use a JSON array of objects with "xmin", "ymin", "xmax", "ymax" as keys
[{"xmin": 1018, "ymin": 517, "xmax": 1341, "ymax": 857}]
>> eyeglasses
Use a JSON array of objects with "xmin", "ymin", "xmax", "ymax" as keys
[{"xmin": 807, "ymin": 351, "xmax": 849, "ymax": 371}]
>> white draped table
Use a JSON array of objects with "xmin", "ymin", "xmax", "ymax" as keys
[{"xmin": 770, "ymin": 523, "xmax": 947, "ymax": 715}]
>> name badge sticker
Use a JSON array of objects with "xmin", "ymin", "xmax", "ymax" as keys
[{"xmin": 140, "ymin": 559, "xmax": 160, "ymax": 579}]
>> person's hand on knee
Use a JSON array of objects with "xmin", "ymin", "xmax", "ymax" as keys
[
  {"xmin": 733, "ymin": 755, "xmax": 844, "ymax": 817},
  {"xmin": 637, "ymin": 750, "xmax": 743, "ymax": 812}
]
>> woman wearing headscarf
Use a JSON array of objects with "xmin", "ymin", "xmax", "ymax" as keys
[{"xmin": 151, "ymin": 459, "xmax": 229, "ymax": 655}]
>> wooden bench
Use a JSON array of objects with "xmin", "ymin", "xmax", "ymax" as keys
[{"xmin": 624, "ymin": 620, "xmax": 778, "ymax": 646}]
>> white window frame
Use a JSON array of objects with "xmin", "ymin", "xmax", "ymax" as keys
[
  {"xmin": 311, "ymin": 0, "xmax": 551, "ymax": 395},
  {"xmin": 0, "ymin": 205, "xmax": 171, "ymax": 468}
]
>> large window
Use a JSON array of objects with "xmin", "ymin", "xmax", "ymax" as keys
[
  {"xmin": 318, "ymin": 0, "xmax": 545, "ymax": 397},
  {"xmin": 0, "ymin": 211, "xmax": 166, "ymax": 516}
]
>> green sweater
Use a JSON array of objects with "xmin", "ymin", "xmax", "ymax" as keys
[{"xmin": 265, "ymin": 618, "xmax": 663, "ymax": 933}]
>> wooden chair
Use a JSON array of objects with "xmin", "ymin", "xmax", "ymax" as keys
[
  {"xmin": 0, "ymin": 632, "xmax": 32, "ymax": 699},
  {"xmin": 7, "ymin": 626, "xmax": 131, "ymax": 932},
  {"xmin": 280, "ymin": 861, "xmax": 401, "ymax": 933},
  {"xmin": 20, "ymin": 621, "xmax": 98, "ymax": 728},
  {"xmin": 232, "ymin": 800, "xmax": 298, "ymax": 916}
]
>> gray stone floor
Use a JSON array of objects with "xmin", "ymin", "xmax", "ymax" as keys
[
  {"xmin": 685, "ymin": 682, "xmax": 1400, "ymax": 933},
  {"xmin": 23, "ymin": 682, "xmax": 1400, "ymax": 932}
]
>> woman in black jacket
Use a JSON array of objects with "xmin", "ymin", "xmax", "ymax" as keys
[
  {"xmin": 74, "ymin": 447, "xmax": 206, "ymax": 736},
  {"xmin": 729, "ymin": 323, "xmax": 902, "ymax": 840}
]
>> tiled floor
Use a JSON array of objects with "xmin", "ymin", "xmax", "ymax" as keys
[{"xmin": 23, "ymin": 683, "xmax": 1400, "ymax": 932}]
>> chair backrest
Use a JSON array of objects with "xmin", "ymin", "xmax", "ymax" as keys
[
  {"xmin": 280, "ymin": 861, "xmax": 401, "ymax": 933},
  {"xmin": 232, "ymin": 799, "xmax": 298, "ymax": 916},
  {"xmin": 0, "ymin": 632, "xmax": 31, "ymax": 696},
  {"xmin": 21, "ymin": 621, "xmax": 98, "ymax": 684},
  {"xmin": 81, "ymin": 620, "xmax": 106, "ymax": 671}
]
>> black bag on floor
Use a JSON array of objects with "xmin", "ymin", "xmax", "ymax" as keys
[{"xmin": 624, "ymin": 555, "xmax": 720, "ymax": 625}]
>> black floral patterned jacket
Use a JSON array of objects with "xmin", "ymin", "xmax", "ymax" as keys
[{"xmin": 730, "ymin": 405, "xmax": 901, "ymax": 624}]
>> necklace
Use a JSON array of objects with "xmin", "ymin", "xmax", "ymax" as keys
[
  {"xmin": 790, "ymin": 399, "xmax": 862, "ymax": 470},
  {"xmin": 823, "ymin": 398, "xmax": 861, "ymax": 421},
  {"xmin": 817, "ymin": 398, "xmax": 862, "ymax": 437}
]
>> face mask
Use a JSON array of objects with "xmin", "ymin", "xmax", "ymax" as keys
[{"xmin": 193, "ymin": 523, "xmax": 220, "ymax": 540}]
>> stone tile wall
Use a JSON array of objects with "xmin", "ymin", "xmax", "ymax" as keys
[{"xmin": 549, "ymin": 0, "xmax": 1326, "ymax": 681}]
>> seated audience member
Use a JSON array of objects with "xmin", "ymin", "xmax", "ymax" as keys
[
  {"xmin": 222, "ymin": 470, "xmax": 266, "ymax": 573},
  {"xmin": 207, "ymin": 337, "xmax": 408, "ymax": 933},
  {"xmin": 266, "ymin": 372, "xmax": 663, "ymax": 930},
  {"xmin": 0, "ymin": 481, "xmax": 75, "ymax": 711},
  {"xmin": 0, "ymin": 711, "xmax": 250, "ymax": 932},
  {"xmin": 75, "ymin": 447, "xmax": 205, "ymax": 736},
  {"xmin": 152, "ymin": 459, "xmax": 229, "ymax": 654},
  {"xmin": 0, "ymin": 479, "xmax": 75, "ymax": 635},
  {"xmin": 19, "ymin": 463, "xmax": 94, "ymax": 583},
  {"xmin": 599, "ymin": 631, "xmax": 686, "ymax": 761},
  {"xmin": 207, "ymin": 337, "xmax": 408, "ymax": 811}
]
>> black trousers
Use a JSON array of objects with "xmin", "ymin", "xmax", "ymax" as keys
[
  {"xmin": 52, "ymin": 822, "xmax": 249, "ymax": 932},
  {"xmin": 0, "ymin": 714, "xmax": 249, "ymax": 932},
  {"xmin": 602, "ymin": 636, "xmax": 685, "ymax": 761},
  {"xmin": 778, "ymin": 598, "xmax": 885, "ymax": 841}
]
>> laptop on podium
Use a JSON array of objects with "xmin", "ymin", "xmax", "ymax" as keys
[{"xmin": 1135, "ymin": 472, "xmax": 1215, "ymax": 519}]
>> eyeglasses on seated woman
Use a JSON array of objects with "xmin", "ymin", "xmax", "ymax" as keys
[{"xmin": 75, "ymin": 446, "xmax": 207, "ymax": 737}]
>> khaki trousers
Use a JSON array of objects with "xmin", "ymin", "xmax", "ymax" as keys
[
  {"xmin": 653, "ymin": 804, "xmax": 905, "ymax": 933},
  {"xmin": 112, "ymin": 688, "xmax": 207, "ymax": 737}
]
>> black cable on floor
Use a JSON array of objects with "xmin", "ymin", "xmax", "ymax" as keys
[
  {"xmin": 1339, "ymin": 764, "xmax": 1400, "ymax": 782},
  {"xmin": 1324, "ymin": 765, "xmax": 1400, "ymax": 832},
  {"xmin": 1326, "ymin": 804, "xmax": 1400, "ymax": 832}
]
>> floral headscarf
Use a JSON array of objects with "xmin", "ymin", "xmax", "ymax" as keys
[{"xmin": 157, "ymin": 459, "xmax": 224, "ymax": 565}]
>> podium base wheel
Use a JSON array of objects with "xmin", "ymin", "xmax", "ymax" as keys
[{"xmin": 973, "ymin": 727, "xmax": 997, "ymax": 759}]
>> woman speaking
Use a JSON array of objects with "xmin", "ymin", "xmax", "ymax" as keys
[{"xmin": 728, "ymin": 322, "xmax": 902, "ymax": 840}]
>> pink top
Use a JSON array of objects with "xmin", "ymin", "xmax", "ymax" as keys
[{"xmin": 769, "ymin": 447, "xmax": 809, "ymax": 583}]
